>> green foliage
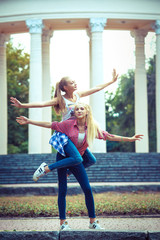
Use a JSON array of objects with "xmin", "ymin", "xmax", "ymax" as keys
[
  {"xmin": 7, "ymin": 44, "xmax": 62, "ymax": 154},
  {"xmin": 51, "ymin": 86, "xmax": 62, "ymax": 153},
  {"xmin": 0, "ymin": 193, "xmax": 159, "ymax": 217},
  {"xmin": 147, "ymin": 56, "xmax": 156, "ymax": 151},
  {"xmin": 105, "ymin": 70, "xmax": 135, "ymax": 152},
  {"xmin": 51, "ymin": 86, "xmax": 62, "ymax": 123},
  {"xmin": 105, "ymin": 56, "xmax": 156, "ymax": 152},
  {"xmin": 7, "ymin": 42, "xmax": 29, "ymax": 153}
]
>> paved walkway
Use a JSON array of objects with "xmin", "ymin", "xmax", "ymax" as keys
[
  {"xmin": 2, "ymin": 182, "xmax": 160, "ymax": 187},
  {"xmin": 0, "ymin": 217, "xmax": 160, "ymax": 232}
]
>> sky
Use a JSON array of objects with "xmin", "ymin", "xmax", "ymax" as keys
[{"xmin": 10, "ymin": 30, "xmax": 156, "ymax": 96}]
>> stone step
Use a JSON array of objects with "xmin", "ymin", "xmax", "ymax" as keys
[
  {"xmin": 0, "ymin": 153, "xmax": 160, "ymax": 184},
  {"xmin": 0, "ymin": 230, "xmax": 159, "ymax": 240},
  {"xmin": 1, "ymin": 183, "xmax": 160, "ymax": 196},
  {"xmin": 1, "ymin": 179, "xmax": 159, "ymax": 184}
]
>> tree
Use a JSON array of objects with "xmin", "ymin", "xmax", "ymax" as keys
[
  {"xmin": 7, "ymin": 42, "xmax": 30, "ymax": 153},
  {"xmin": 147, "ymin": 56, "xmax": 156, "ymax": 151},
  {"xmin": 105, "ymin": 70, "xmax": 135, "ymax": 152},
  {"xmin": 7, "ymin": 42, "xmax": 61, "ymax": 153},
  {"xmin": 105, "ymin": 56, "xmax": 156, "ymax": 152}
]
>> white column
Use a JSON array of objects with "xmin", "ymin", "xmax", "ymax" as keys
[
  {"xmin": 86, "ymin": 29, "xmax": 92, "ymax": 93},
  {"xmin": 26, "ymin": 19, "xmax": 44, "ymax": 153},
  {"xmin": 154, "ymin": 20, "xmax": 160, "ymax": 152},
  {"xmin": 131, "ymin": 30, "xmax": 149, "ymax": 152},
  {"xmin": 0, "ymin": 34, "xmax": 10, "ymax": 155},
  {"xmin": 89, "ymin": 18, "xmax": 107, "ymax": 152},
  {"xmin": 42, "ymin": 29, "xmax": 53, "ymax": 153}
]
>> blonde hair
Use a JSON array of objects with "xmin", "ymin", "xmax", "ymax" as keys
[
  {"xmin": 54, "ymin": 77, "xmax": 70, "ymax": 115},
  {"xmin": 74, "ymin": 103, "xmax": 103, "ymax": 146}
]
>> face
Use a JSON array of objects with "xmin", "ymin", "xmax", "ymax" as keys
[
  {"xmin": 74, "ymin": 105, "xmax": 88, "ymax": 119},
  {"xmin": 64, "ymin": 78, "xmax": 77, "ymax": 92}
]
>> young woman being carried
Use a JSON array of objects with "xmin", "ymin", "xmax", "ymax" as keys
[
  {"xmin": 16, "ymin": 102, "xmax": 143, "ymax": 230},
  {"xmin": 11, "ymin": 70, "xmax": 119, "ymax": 176}
]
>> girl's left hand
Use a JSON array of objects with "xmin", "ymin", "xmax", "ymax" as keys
[{"xmin": 129, "ymin": 134, "xmax": 144, "ymax": 142}]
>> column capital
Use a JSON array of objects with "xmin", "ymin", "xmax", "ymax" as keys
[
  {"xmin": 26, "ymin": 19, "xmax": 44, "ymax": 34},
  {"xmin": 89, "ymin": 18, "xmax": 107, "ymax": 33},
  {"xmin": 0, "ymin": 34, "xmax": 10, "ymax": 47},
  {"xmin": 42, "ymin": 29, "xmax": 53, "ymax": 43},
  {"xmin": 130, "ymin": 29, "xmax": 148, "ymax": 44},
  {"xmin": 153, "ymin": 20, "xmax": 160, "ymax": 35}
]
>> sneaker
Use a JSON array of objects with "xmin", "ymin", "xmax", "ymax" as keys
[
  {"xmin": 89, "ymin": 220, "xmax": 104, "ymax": 230},
  {"xmin": 60, "ymin": 221, "xmax": 71, "ymax": 231},
  {"xmin": 33, "ymin": 162, "xmax": 47, "ymax": 182}
]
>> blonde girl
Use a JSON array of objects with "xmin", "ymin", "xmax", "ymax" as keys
[{"xmin": 16, "ymin": 102, "xmax": 143, "ymax": 230}]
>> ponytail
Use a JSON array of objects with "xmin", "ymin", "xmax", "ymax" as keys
[{"xmin": 53, "ymin": 77, "xmax": 69, "ymax": 115}]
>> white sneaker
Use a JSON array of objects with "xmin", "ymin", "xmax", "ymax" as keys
[
  {"xmin": 33, "ymin": 162, "xmax": 47, "ymax": 182},
  {"xmin": 60, "ymin": 221, "xmax": 71, "ymax": 231},
  {"xmin": 89, "ymin": 220, "xmax": 104, "ymax": 230}
]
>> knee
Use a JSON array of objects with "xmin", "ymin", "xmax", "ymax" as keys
[
  {"xmin": 58, "ymin": 183, "xmax": 67, "ymax": 198},
  {"xmin": 90, "ymin": 156, "xmax": 96, "ymax": 165},
  {"xmin": 83, "ymin": 186, "xmax": 92, "ymax": 195},
  {"xmin": 58, "ymin": 188, "xmax": 67, "ymax": 198},
  {"xmin": 74, "ymin": 156, "xmax": 83, "ymax": 165}
]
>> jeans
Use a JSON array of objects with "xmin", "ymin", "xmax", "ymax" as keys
[
  {"xmin": 48, "ymin": 139, "xmax": 83, "ymax": 171},
  {"xmin": 67, "ymin": 147, "xmax": 96, "ymax": 176},
  {"xmin": 48, "ymin": 139, "xmax": 96, "ymax": 172},
  {"xmin": 82, "ymin": 148, "xmax": 96, "ymax": 168},
  {"xmin": 57, "ymin": 152, "xmax": 96, "ymax": 219}
]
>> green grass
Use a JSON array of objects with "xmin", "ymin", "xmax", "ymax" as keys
[{"xmin": 0, "ymin": 192, "xmax": 160, "ymax": 217}]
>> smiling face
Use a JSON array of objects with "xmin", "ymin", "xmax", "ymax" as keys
[{"xmin": 74, "ymin": 104, "xmax": 88, "ymax": 119}]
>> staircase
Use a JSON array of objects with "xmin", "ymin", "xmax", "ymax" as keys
[{"xmin": 0, "ymin": 153, "xmax": 160, "ymax": 184}]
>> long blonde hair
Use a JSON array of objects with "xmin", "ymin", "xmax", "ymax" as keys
[
  {"xmin": 74, "ymin": 103, "xmax": 103, "ymax": 146},
  {"xmin": 54, "ymin": 77, "xmax": 69, "ymax": 115}
]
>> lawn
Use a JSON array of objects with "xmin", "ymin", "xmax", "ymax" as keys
[{"xmin": 0, "ymin": 192, "xmax": 160, "ymax": 217}]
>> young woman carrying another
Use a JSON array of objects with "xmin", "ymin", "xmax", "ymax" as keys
[
  {"xmin": 11, "ymin": 70, "xmax": 119, "ymax": 176},
  {"xmin": 16, "ymin": 102, "xmax": 143, "ymax": 230}
]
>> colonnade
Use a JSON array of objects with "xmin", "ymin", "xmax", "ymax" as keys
[{"xmin": 0, "ymin": 18, "xmax": 160, "ymax": 154}]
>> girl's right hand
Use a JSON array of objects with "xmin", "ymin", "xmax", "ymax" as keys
[
  {"xmin": 16, "ymin": 116, "xmax": 29, "ymax": 125},
  {"xmin": 10, "ymin": 97, "xmax": 22, "ymax": 108},
  {"xmin": 111, "ymin": 69, "xmax": 119, "ymax": 83}
]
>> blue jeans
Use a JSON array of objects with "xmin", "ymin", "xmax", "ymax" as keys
[
  {"xmin": 57, "ymin": 152, "xmax": 96, "ymax": 219},
  {"xmin": 67, "ymin": 147, "xmax": 96, "ymax": 176},
  {"xmin": 48, "ymin": 139, "xmax": 83, "ymax": 171},
  {"xmin": 48, "ymin": 139, "xmax": 96, "ymax": 172}
]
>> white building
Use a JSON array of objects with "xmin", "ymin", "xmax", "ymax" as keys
[{"xmin": 0, "ymin": 0, "xmax": 160, "ymax": 154}]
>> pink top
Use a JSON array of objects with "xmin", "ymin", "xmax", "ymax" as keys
[{"xmin": 51, "ymin": 118, "xmax": 113, "ymax": 156}]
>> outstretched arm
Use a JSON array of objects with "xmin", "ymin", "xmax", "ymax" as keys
[
  {"xmin": 16, "ymin": 116, "xmax": 52, "ymax": 128},
  {"xmin": 106, "ymin": 134, "xmax": 143, "ymax": 142},
  {"xmin": 78, "ymin": 69, "xmax": 118, "ymax": 98},
  {"xmin": 10, "ymin": 97, "xmax": 58, "ymax": 109}
]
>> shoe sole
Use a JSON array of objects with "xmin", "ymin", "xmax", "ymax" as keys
[{"xmin": 33, "ymin": 175, "xmax": 39, "ymax": 182}]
